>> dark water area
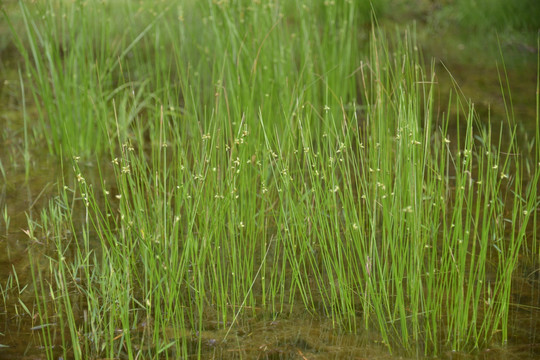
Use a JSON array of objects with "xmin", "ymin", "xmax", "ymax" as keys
[{"xmin": 1, "ymin": 2, "xmax": 539, "ymax": 359}]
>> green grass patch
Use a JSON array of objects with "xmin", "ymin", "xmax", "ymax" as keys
[{"xmin": 2, "ymin": 0, "xmax": 538, "ymax": 359}]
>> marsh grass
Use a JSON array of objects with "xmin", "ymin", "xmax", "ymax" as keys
[{"xmin": 5, "ymin": 0, "xmax": 539, "ymax": 359}]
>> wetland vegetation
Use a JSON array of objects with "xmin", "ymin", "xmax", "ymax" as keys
[{"xmin": 1, "ymin": 0, "xmax": 539, "ymax": 359}]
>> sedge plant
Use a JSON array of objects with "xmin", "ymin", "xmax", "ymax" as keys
[{"xmin": 12, "ymin": 0, "xmax": 539, "ymax": 359}]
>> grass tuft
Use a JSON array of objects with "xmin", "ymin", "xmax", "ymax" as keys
[{"xmin": 2, "ymin": 0, "xmax": 538, "ymax": 358}]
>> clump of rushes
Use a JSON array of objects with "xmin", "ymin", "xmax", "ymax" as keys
[
  {"xmin": 4, "ymin": 0, "xmax": 168, "ymax": 156},
  {"xmin": 19, "ymin": 0, "xmax": 539, "ymax": 359}
]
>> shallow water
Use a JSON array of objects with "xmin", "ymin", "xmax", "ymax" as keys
[{"xmin": 1, "ymin": 6, "xmax": 539, "ymax": 360}]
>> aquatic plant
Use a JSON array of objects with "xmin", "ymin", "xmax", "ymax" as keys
[{"xmin": 3, "ymin": 0, "xmax": 538, "ymax": 359}]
